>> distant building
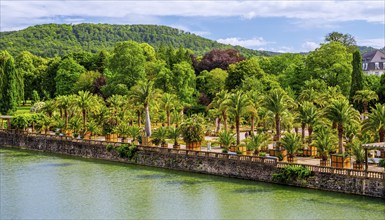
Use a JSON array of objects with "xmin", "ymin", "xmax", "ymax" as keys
[{"xmin": 362, "ymin": 50, "xmax": 385, "ymax": 76}]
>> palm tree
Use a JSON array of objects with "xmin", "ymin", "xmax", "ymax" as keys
[
  {"xmin": 249, "ymin": 132, "xmax": 270, "ymax": 152},
  {"xmin": 208, "ymin": 90, "xmax": 230, "ymax": 132},
  {"xmin": 76, "ymin": 91, "xmax": 98, "ymax": 132},
  {"xmin": 281, "ymin": 132, "xmax": 302, "ymax": 159},
  {"xmin": 56, "ymin": 95, "xmax": 75, "ymax": 131},
  {"xmin": 363, "ymin": 103, "xmax": 385, "ymax": 142},
  {"xmin": 247, "ymin": 90, "xmax": 262, "ymax": 136},
  {"xmin": 325, "ymin": 98, "xmax": 360, "ymax": 154},
  {"xmin": 161, "ymin": 93, "xmax": 177, "ymax": 127},
  {"xmin": 263, "ymin": 88, "xmax": 295, "ymax": 142},
  {"xmin": 217, "ymin": 130, "xmax": 236, "ymax": 149},
  {"xmin": 129, "ymin": 80, "xmax": 161, "ymax": 137},
  {"xmin": 353, "ymin": 89, "xmax": 378, "ymax": 117},
  {"xmin": 298, "ymin": 101, "xmax": 319, "ymax": 144},
  {"xmin": 228, "ymin": 91, "xmax": 250, "ymax": 145},
  {"xmin": 312, "ymin": 125, "xmax": 337, "ymax": 161}
]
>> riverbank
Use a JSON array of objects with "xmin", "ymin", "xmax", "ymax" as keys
[{"xmin": 0, "ymin": 130, "xmax": 384, "ymax": 198}]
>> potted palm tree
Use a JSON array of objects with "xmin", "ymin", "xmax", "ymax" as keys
[
  {"xmin": 181, "ymin": 114, "xmax": 205, "ymax": 151},
  {"xmin": 350, "ymin": 140, "xmax": 365, "ymax": 170},
  {"xmin": 115, "ymin": 123, "xmax": 130, "ymax": 143},
  {"xmin": 312, "ymin": 126, "xmax": 336, "ymax": 167},
  {"xmin": 217, "ymin": 130, "xmax": 236, "ymax": 153},
  {"xmin": 249, "ymin": 132, "xmax": 271, "ymax": 156},
  {"xmin": 168, "ymin": 126, "xmax": 181, "ymax": 148},
  {"xmin": 128, "ymin": 126, "xmax": 141, "ymax": 145},
  {"xmin": 153, "ymin": 127, "xmax": 168, "ymax": 148},
  {"xmin": 281, "ymin": 132, "xmax": 302, "ymax": 163}
]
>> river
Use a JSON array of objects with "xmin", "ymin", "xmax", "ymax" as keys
[{"xmin": 1, "ymin": 148, "xmax": 384, "ymax": 219}]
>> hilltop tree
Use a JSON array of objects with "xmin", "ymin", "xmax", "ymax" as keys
[
  {"xmin": 109, "ymin": 41, "xmax": 146, "ymax": 89},
  {"xmin": 55, "ymin": 57, "xmax": 85, "ymax": 96},
  {"xmin": 325, "ymin": 32, "xmax": 357, "ymax": 52},
  {"xmin": 306, "ymin": 42, "xmax": 352, "ymax": 96},
  {"xmin": 225, "ymin": 57, "xmax": 265, "ymax": 90},
  {"xmin": 193, "ymin": 48, "xmax": 245, "ymax": 73}
]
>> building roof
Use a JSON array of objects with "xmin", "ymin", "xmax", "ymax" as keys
[
  {"xmin": 362, "ymin": 142, "xmax": 385, "ymax": 150},
  {"xmin": 362, "ymin": 50, "xmax": 385, "ymax": 63}
]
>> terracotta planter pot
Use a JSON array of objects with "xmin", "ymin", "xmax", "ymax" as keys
[
  {"xmin": 320, "ymin": 159, "xmax": 330, "ymax": 167},
  {"xmin": 331, "ymin": 154, "xmax": 351, "ymax": 168},
  {"xmin": 186, "ymin": 142, "xmax": 201, "ymax": 151},
  {"xmin": 287, "ymin": 156, "xmax": 297, "ymax": 163},
  {"xmin": 173, "ymin": 144, "xmax": 180, "ymax": 149},
  {"xmin": 246, "ymin": 150, "xmax": 254, "ymax": 156},
  {"xmin": 161, "ymin": 143, "xmax": 168, "ymax": 148},
  {"xmin": 353, "ymin": 162, "xmax": 364, "ymax": 170}
]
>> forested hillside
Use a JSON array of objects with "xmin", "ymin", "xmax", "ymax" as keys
[{"xmin": 0, "ymin": 23, "xmax": 272, "ymax": 57}]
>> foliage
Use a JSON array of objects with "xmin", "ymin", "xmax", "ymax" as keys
[
  {"xmin": 55, "ymin": 57, "xmax": 85, "ymax": 96},
  {"xmin": 217, "ymin": 130, "xmax": 236, "ymax": 149},
  {"xmin": 225, "ymin": 57, "xmax": 265, "ymax": 90},
  {"xmin": 363, "ymin": 104, "xmax": 385, "ymax": 142},
  {"xmin": 0, "ymin": 55, "xmax": 18, "ymax": 114},
  {"xmin": 306, "ymin": 42, "xmax": 352, "ymax": 96},
  {"xmin": 167, "ymin": 126, "xmax": 181, "ymax": 145},
  {"xmin": 128, "ymin": 126, "xmax": 141, "ymax": 142},
  {"xmin": 312, "ymin": 126, "xmax": 338, "ymax": 160},
  {"xmin": 180, "ymin": 114, "xmax": 205, "ymax": 143},
  {"xmin": 106, "ymin": 144, "xmax": 114, "ymax": 152},
  {"xmin": 379, "ymin": 159, "xmax": 385, "ymax": 168},
  {"xmin": 116, "ymin": 143, "xmax": 138, "ymax": 159},
  {"xmin": 248, "ymin": 132, "xmax": 270, "ymax": 151},
  {"xmin": 349, "ymin": 140, "xmax": 365, "ymax": 163},
  {"xmin": 349, "ymin": 50, "xmax": 364, "ymax": 103},
  {"xmin": 272, "ymin": 165, "xmax": 312, "ymax": 183},
  {"xmin": 281, "ymin": 132, "xmax": 302, "ymax": 157},
  {"xmin": 11, "ymin": 114, "xmax": 31, "ymax": 130},
  {"xmin": 152, "ymin": 127, "xmax": 168, "ymax": 144},
  {"xmin": 0, "ymin": 24, "xmax": 268, "ymax": 57},
  {"xmin": 193, "ymin": 48, "xmax": 245, "ymax": 73},
  {"xmin": 324, "ymin": 31, "xmax": 357, "ymax": 52}
]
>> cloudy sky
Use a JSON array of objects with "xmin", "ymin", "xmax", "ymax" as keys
[{"xmin": 1, "ymin": 0, "xmax": 384, "ymax": 53}]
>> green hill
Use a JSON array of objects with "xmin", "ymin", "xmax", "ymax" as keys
[{"xmin": 0, "ymin": 23, "xmax": 273, "ymax": 57}]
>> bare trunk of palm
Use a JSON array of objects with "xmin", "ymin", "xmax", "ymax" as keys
[
  {"xmin": 338, "ymin": 124, "xmax": 344, "ymax": 154},
  {"xmin": 250, "ymin": 114, "xmax": 255, "ymax": 137},
  {"xmin": 216, "ymin": 117, "xmax": 221, "ymax": 133},
  {"xmin": 144, "ymin": 104, "xmax": 151, "ymax": 137},
  {"xmin": 137, "ymin": 110, "xmax": 141, "ymax": 127},
  {"xmin": 308, "ymin": 126, "xmax": 313, "ymax": 144},
  {"xmin": 236, "ymin": 115, "xmax": 240, "ymax": 145},
  {"xmin": 65, "ymin": 110, "xmax": 68, "ymax": 130},
  {"xmin": 275, "ymin": 114, "xmax": 281, "ymax": 141},
  {"xmin": 379, "ymin": 129, "xmax": 385, "ymax": 142},
  {"xmin": 82, "ymin": 110, "xmax": 86, "ymax": 132},
  {"xmin": 301, "ymin": 123, "xmax": 306, "ymax": 143},
  {"xmin": 167, "ymin": 110, "xmax": 171, "ymax": 127},
  {"xmin": 363, "ymin": 101, "xmax": 368, "ymax": 120},
  {"xmin": 223, "ymin": 111, "xmax": 228, "ymax": 131}
]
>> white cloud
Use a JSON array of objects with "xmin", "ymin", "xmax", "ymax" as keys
[
  {"xmin": 1, "ymin": 1, "xmax": 384, "ymax": 31},
  {"xmin": 217, "ymin": 37, "xmax": 272, "ymax": 48},
  {"xmin": 301, "ymin": 41, "xmax": 320, "ymax": 52},
  {"xmin": 357, "ymin": 38, "xmax": 385, "ymax": 49}
]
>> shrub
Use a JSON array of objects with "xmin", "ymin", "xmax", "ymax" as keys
[
  {"xmin": 272, "ymin": 165, "xmax": 312, "ymax": 183},
  {"xmin": 116, "ymin": 144, "xmax": 138, "ymax": 159},
  {"xmin": 106, "ymin": 144, "xmax": 114, "ymax": 152},
  {"xmin": 379, "ymin": 158, "xmax": 385, "ymax": 167}
]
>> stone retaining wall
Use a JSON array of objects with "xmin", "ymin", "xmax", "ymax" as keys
[{"xmin": 1, "ymin": 131, "xmax": 384, "ymax": 198}]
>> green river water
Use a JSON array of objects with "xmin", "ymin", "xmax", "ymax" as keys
[{"xmin": 1, "ymin": 148, "xmax": 384, "ymax": 219}]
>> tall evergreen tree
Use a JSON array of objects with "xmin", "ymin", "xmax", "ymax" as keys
[
  {"xmin": 349, "ymin": 50, "xmax": 363, "ymax": 105},
  {"xmin": 0, "ymin": 56, "xmax": 18, "ymax": 114}
]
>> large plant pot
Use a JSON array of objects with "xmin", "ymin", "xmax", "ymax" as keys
[
  {"xmin": 303, "ymin": 146, "xmax": 317, "ymax": 157},
  {"xmin": 268, "ymin": 149, "xmax": 276, "ymax": 156},
  {"xmin": 83, "ymin": 132, "xmax": 92, "ymax": 140},
  {"xmin": 161, "ymin": 143, "xmax": 168, "ymax": 148},
  {"xmin": 353, "ymin": 162, "xmax": 364, "ymax": 170},
  {"xmin": 230, "ymin": 145, "xmax": 237, "ymax": 152},
  {"xmin": 246, "ymin": 150, "xmax": 254, "ymax": 156},
  {"xmin": 320, "ymin": 159, "xmax": 330, "ymax": 166},
  {"xmin": 331, "ymin": 154, "xmax": 351, "ymax": 168},
  {"xmin": 287, "ymin": 156, "xmax": 297, "ymax": 163},
  {"xmin": 186, "ymin": 141, "xmax": 201, "ymax": 151},
  {"xmin": 173, "ymin": 144, "xmax": 180, "ymax": 149}
]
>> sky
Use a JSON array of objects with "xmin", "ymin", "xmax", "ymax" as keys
[{"xmin": 1, "ymin": 0, "xmax": 384, "ymax": 53}]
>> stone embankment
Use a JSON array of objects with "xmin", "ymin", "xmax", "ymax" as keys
[{"xmin": 1, "ymin": 131, "xmax": 384, "ymax": 198}]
